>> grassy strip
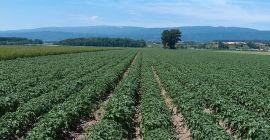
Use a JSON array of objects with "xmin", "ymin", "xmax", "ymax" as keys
[
  {"xmin": 24, "ymin": 52, "xmax": 137, "ymax": 140},
  {"xmin": 140, "ymin": 58, "xmax": 176, "ymax": 139},
  {"xmin": 86, "ymin": 53, "xmax": 142, "ymax": 140},
  {"xmin": 0, "ymin": 45, "xmax": 114, "ymax": 60}
]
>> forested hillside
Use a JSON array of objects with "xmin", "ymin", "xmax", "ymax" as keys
[
  {"xmin": 1, "ymin": 26, "xmax": 270, "ymax": 42},
  {"xmin": 56, "ymin": 37, "xmax": 146, "ymax": 48}
]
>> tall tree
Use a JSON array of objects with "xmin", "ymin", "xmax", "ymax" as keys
[
  {"xmin": 161, "ymin": 29, "xmax": 181, "ymax": 49},
  {"xmin": 161, "ymin": 30, "xmax": 170, "ymax": 48}
]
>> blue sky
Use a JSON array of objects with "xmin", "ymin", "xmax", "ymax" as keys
[{"xmin": 1, "ymin": 0, "xmax": 270, "ymax": 30}]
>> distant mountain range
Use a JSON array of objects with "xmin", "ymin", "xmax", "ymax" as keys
[{"xmin": 0, "ymin": 26, "xmax": 270, "ymax": 42}]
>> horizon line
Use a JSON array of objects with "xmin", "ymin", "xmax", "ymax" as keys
[{"xmin": 0, "ymin": 25, "xmax": 269, "ymax": 32}]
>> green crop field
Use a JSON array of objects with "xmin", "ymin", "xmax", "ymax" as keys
[
  {"xmin": 218, "ymin": 50, "xmax": 270, "ymax": 56},
  {"xmin": 0, "ymin": 48, "xmax": 269, "ymax": 139},
  {"xmin": 0, "ymin": 45, "xmax": 113, "ymax": 60}
]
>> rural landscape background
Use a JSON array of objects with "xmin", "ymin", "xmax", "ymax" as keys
[{"xmin": 1, "ymin": 0, "xmax": 270, "ymax": 140}]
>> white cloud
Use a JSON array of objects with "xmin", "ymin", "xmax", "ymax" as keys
[
  {"xmin": 128, "ymin": 0, "xmax": 270, "ymax": 27},
  {"xmin": 71, "ymin": 15, "xmax": 101, "ymax": 22},
  {"xmin": 83, "ymin": 16, "xmax": 99, "ymax": 21}
]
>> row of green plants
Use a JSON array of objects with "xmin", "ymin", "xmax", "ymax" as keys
[
  {"xmin": 24, "ymin": 52, "xmax": 137, "ymax": 139},
  {"xmin": 0, "ymin": 55, "xmax": 68, "ymax": 97},
  {"xmin": 0, "ymin": 50, "xmax": 117, "ymax": 97},
  {"xmin": 0, "ymin": 45, "xmax": 109, "ymax": 60},
  {"xmin": 87, "ymin": 53, "xmax": 142, "ymax": 140},
  {"xmin": 161, "ymin": 50, "xmax": 270, "ymax": 138},
  {"xmin": 167, "ymin": 50, "xmax": 270, "ymax": 120},
  {"xmin": 0, "ymin": 50, "xmax": 122, "ymax": 95},
  {"xmin": 145, "ymin": 49, "xmax": 270, "ymax": 139},
  {"xmin": 140, "ymin": 57, "xmax": 176, "ymax": 139},
  {"xmin": 154, "ymin": 61, "xmax": 233, "ymax": 140},
  {"xmin": 0, "ymin": 51, "xmax": 123, "ymax": 117},
  {"xmin": 0, "ymin": 50, "xmax": 135, "ymax": 139}
]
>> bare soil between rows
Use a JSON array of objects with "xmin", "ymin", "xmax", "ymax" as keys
[
  {"xmin": 152, "ymin": 66, "xmax": 191, "ymax": 140},
  {"xmin": 63, "ymin": 52, "xmax": 139, "ymax": 140},
  {"xmin": 203, "ymin": 107, "xmax": 239, "ymax": 139}
]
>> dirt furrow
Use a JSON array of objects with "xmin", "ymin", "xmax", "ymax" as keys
[
  {"xmin": 134, "ymin": 107, "xmax": 142, "ymax": 140},
  {"xmin": 203, "ymin": 107, "xmax": 239, "ymax": 139},
  {"xmin": 133, "ymin": 73, "xmax": 142, "ymax": 140},
  {"xmin": 151, "ymin": 66, "xmax": 191, "ymax": 140},
  {"xmin": 63, "ymin": 52, "xmax": 139, "ymax": 140}
]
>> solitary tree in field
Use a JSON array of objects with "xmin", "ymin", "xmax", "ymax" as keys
[{"xmin": 161, "ymin": 29, "xmax": 181, "ymax": 49}]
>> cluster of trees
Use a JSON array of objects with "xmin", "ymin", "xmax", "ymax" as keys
[
  {"xmin": 56, "ymin": 37, "xmax": 146, "ymax": 48},
  {"xmin": 246, "ymin": 42, "xmax": 260, "ymax": 49},
  {"xmin": 174, "ymin": 41, "xmax": 269, "ymax": 50},
  {"xmin": 0, "ymin": 37, "xmax": 43, "ymax": 45},
  {"xmin": 215, "ymin": 40, "xmax": 270, "ymax": 44},
  {"xmin": 161, "ymin": 29, "xmax": 181, "ymax": 49},
  {"xmin": 218, "ymin": 42, "xmax": 229, "ymax": 49}
]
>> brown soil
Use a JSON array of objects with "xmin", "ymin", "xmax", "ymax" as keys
[
  {"xmin": 67, "ymin": 93, "xmax": 113, "ymax": 140},
  {"xmin": 219, "ymin": 121, "xmax": 235, "ymax": 136},
  {"xmin": 64, "ymin": 53, "xmax": 139, "ymax": 140},
  {"xmin": 133, "ymin": 78, "xmax": 142, "ymax": 140},
  {"xmin": 203, "ymin": 108, "xmax": 214, "ymax": 114},
  {"xmin": 151, "ymin": 66, "xmax": 191, "ymax": 140},
  {"xmin": 203, "ymin": 107, "xmax": 238, "ymax": 139},
  {"xmin": 135, "ymin": 112, "xmax": 142, "ymax": 140},
  {"xmin": 123, "ymin": 53, "xmax": 138, "ymax": 77},
  {"xmin": 128, "ymin": 52, "xmax": 142, "ymax": 140}
]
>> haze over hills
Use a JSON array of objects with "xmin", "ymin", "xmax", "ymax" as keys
[{"xmin": 0, "ymin": 26, "xmax": 270, "ymax": 42}]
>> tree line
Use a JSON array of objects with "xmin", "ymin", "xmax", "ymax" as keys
[
  {"xmin": 0, "ymin": 37, "xmax": 43, "ymax": 45},
  {"xmin": 56, "ymin": 37, "xmax": 146, "ymax": 48}
]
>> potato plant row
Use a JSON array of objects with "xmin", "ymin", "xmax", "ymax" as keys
[
  {"xmin": 87, "ymin": 53, "xmax": 142, "ymax": 140},
  {"xmin": 148, "ymin": 59, "xmax": 232, "ymax": 140},
  {"xmin": 0, "ymin": 51, "xmax": 109, "ymax": 97},
  {"xmin": 152, "ymin": 59, "xmax": 233, "ymax": 140},
  {"xmin": 25, "ymin": 52, "xmax": 137, "ymax": 139},
  {"xmin": 167, "ymin": 50, "xmax": 270, "ymax": 120},
  {"xmin": 140, "ymin": 57, "xmax": 176, "ymax": 139},
  {"xmin": 0, "ymin": 50, "xmax": 136, "ymax": 139},
  {"xmin": 2, "ymin": 48, "xmax": 270, "ymax": 139},
  {"xmin": 0, "ymin": 52, "xmax": 122, "ymax": 117},
  {"xmin": 0, "ymin": 45, "xmax": 108, "ymax": 60},
  {"xmin": 158, "ymin": 51, "xmax": 270, "ymax": 139},
  {"xmin": 145, "ymin": 49, "xmax": 270, "ymax": 139}
]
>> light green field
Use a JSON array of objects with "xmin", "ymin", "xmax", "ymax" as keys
[
  {"xmin": 218, "ymin": 50, "xmax": 270, "ymax": 56},
  {"xmin": 0, "ymin": 45, "xmax": 113, "ymax": 60}
]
